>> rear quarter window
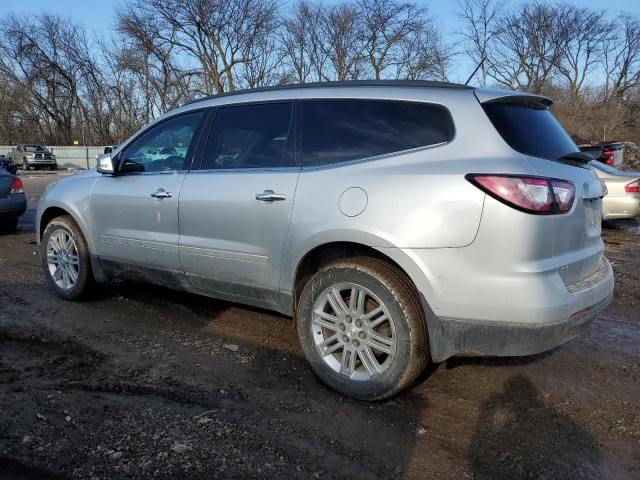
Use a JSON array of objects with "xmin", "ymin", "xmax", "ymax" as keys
[
  {"xmin": 482, "ymin": 102, "xmax": 577, "ymax": 161},
  {"xmin": 301, "ymin": 99, "xmax": 454, "ymax": 167}
]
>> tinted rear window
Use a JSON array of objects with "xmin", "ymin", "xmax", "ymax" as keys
[
  {"xmin": 301, "ymin": 100, "xmax": 454, "ymax": 167},
  {"xmin": 482, "ymin": 102, "xmax": 577, "ymax": 161}
]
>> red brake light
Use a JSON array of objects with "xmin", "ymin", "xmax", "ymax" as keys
[
  {"xmin": 466, "ymin": 174, "xmax": 575, "ymax": 214},
  {"xmin": 602, "ymin": 150, "xmax": 614, "ymax": 166},
  {"xmin": 9, "ymin": 176, "xmax": 23, "ymax": 194},
  {"xmin": 625, "ymin": 179, "xmax": 640, "ymax": 193}
]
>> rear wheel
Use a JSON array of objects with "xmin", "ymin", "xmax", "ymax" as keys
[
  {"xmin": 41, "ymin": 215, "xmax": 94, "ymax": 300},
  {"xmin": 297, "ymin": 257, "xmax": 429, "ymax": 400}
]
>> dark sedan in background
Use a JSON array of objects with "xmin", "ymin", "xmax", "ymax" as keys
[
  {"xmin": 0, "ymin": 155, "xmax": 18, "ymax": 175},
  {"xmin": 0, "ymin": 167, "xmax": 26, "ymax": 231}
]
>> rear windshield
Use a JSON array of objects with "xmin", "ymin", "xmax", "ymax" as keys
[{"xmin": 482, "ymin": 102, "xmax": 577, "ymax": 161}]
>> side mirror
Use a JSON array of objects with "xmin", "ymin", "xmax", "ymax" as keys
[{"xmin": 97, "ymin": 154, "xmax": 114, "ymax": 174}]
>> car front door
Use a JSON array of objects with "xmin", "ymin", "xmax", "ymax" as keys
[
  {"xmin": 91, "ymin": 110, "xmax": 206, "ymax": 286},
  {"xmin": 178, "ymin": 102, "xmax": 299, "ymax": 306}
]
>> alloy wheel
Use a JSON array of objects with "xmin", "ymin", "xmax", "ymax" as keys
[
  {"xmin": 311, "ymin": 282, "xmax": 396, "ymax": 381},
  {"xmin": 46, "ymin": 228, "xmax": 80, "ymax": 291}
]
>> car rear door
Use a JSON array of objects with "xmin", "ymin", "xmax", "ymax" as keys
[
  {"xmin": 178, "ymin": 102, "xmax": 299, "ymax": 306},
  {"xmin": 91, "ymin": 110, "xmax": 206, "ymax": 286}
]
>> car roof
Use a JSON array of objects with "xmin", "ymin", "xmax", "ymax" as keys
[{"xmin": 183, "ymin": 80, "xmax": 473, "ymax": 107}]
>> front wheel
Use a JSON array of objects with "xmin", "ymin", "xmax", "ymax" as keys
[
  {"xmin": 41, "ymin": 215, "xmax": 94, "ymax": 300},
  {"xmin": 297, "ymin": 258, "xmax": 429, "ymax": 401},
  {"xmin": 23, "ymin": 159, "xmax": 30, "ymax": 171},
  {"xmin": 0, "ymin": 218, "xmax": 18, "ymax": 232}
]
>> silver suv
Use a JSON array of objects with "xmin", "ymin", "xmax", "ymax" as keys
[{"xmin": 37, "ymin": 81, "xmax": 614, "ymax": 400}]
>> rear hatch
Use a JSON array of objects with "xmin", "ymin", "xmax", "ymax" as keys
[{"xmin": 477, "ymin": 91, "xmax": 606, "ymax": 286}]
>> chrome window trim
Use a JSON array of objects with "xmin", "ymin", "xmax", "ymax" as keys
[
  {"xmin": 188, "ymin": 166, "xmax": 302, "ymax": 174},
  {"xmin": 111, "ymin": 170, "xmax": 189, "ymax": 177},
  {"xmin": 300, "ymin": 141, "xmax": 450, "ymax": 171}
]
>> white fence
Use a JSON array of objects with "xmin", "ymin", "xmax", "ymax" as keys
[{"xmin": 0, "ymin": 145, "xmax": 106, "ymax": 170}]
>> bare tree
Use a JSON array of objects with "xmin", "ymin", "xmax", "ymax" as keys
[
  {"xmin": 457, "ymin": 0, "xmax": 503, "ymax": 86},
  {"xmin": 396, "ymin": 16, "xmax": 450, "ymax": 80},
  {"xmin": 555, "ymin": 5, "xmax": 608, "ymax": 105},
  {"xmin": 0, "ymin": 14, "xmax": 94, "ymax": 143},
  {"xmin": 602, "ymin": 14, "xmax": 640, "ymax": 101},
  {"xmin": 319, "ymin": 3, "xmax": 364, "ymax": 80},
  {"xmin": 120, "ymin": 0, "xmax": 279, "ymax": 94},
  {"xmin": 116, "ymin": 6, "xmax": 197, "ymax": 120},
  {"xmin": 280, "ymin": 1, "xmax": 327, "ymax": 83},
  {"xmin": 358, "ymin": 0, "xmax": 428, "ymax": 80},
  {"xmin": 487, "ymin": 2, "xmax": 564, "ymax": 93}
]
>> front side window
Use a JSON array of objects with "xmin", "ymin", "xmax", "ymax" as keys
[
  {"xmin": 201, "ymin": 103, "xmax": 294, "ymax": 170},
  {"xmin": 301, "ymin": 99, "xmax": 455, "ymax": 167},
  {"xmin": 119, "ymin": 111, "xmax": 204, "ymax": 173}
]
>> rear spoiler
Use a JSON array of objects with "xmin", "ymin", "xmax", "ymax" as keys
[{"xmin": 474, "ymin": 88, "xmax": 553, "ymax": 108}]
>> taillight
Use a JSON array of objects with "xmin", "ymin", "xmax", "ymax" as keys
[
  {"xmin": 466, "ymin": 174, "xmax": 575, "ymax": 214},
  {"xmin": 602, "ymin": 150, "xmax": 614, "ymax": 166},
  {"xmin": 625, "ymin": 179, "xmax": 640, "ymax": 193},
  {"xmin": 9, "ymin": 176, "xmax": 23, "ymax": 194}
]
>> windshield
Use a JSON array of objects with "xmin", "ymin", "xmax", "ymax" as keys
[
  {"xmin": 24, "ymin": 145, "xmax": 49, "ymax": 153},
  {"xmin": 482, "ymin": 102, "xmax": 577, "ymax": 161},
  {"xmin": 589, "ymin": 161, "xmax": 618, "ymax": 174}
]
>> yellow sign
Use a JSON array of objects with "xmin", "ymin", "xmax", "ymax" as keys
[{"xmin": 73, "ymin": 140, "xmax": 79, "ymax": 145}]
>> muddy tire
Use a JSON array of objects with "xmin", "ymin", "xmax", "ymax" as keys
[
  {"xmin": 41, "ymin": 215, "xmax": 94, "ymax": 300},
  {"xmin": 297, "ymin": 257, "xmax": 429, "ymax": 401}
]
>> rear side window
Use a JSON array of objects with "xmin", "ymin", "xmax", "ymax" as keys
[
  {"xmin": 482, "ymin": 102, "xmax": 577, "ymax": 161},
  {"xmin": 201, "ymin": 103, "xmax": 294, "ymax": 170},
  {"xmin": 301, "ymin": 100, "xmax": 454, "ymax": 167}
]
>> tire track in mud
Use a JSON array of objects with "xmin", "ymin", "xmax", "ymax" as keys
[{"xmin": 0, "ymin": 325, "xmax": 397, "ymax": 479}]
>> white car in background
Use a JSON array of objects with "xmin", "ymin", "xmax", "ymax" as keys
[{"xmin": 590, "ymin": 161, "xmax": 640, "ymax": 220}]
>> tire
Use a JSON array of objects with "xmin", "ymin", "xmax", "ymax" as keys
[
  {"xmin": 41, "ymin": 215, "xmax": 94, "ymax": 300},
  {"xmin": 297, "ymin": 257, "xmax": 429, "ymax": 401},
  {"xmin": 0, "ymin": 218, "xmax": 18, "ymax": 232},
  {"xmin": 23, "ymin": 159, "xmax": 30, "ymax": 171}
]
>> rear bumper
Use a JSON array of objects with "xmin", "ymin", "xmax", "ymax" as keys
[
  {"xmin": 428, "ymin": 293, "xmax": 611, "ymax": 361},
  {"xmin": 0, "ymin": 194, "xmax": 27, "ymax": 218},
  {"xmin": 603, "ymin": 194, "xmax": 640, "ymax": 220},
  {"xmin": 423, "ymin": 256, "xmax": 614, "ymax": 361},
  {"xmin": 380, "ymin": 241, "xmax": 615, "ymax": 362}
]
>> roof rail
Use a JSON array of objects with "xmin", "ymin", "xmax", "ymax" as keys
[{"xmin": 183, "ymin": 80, "xmax": 472, "ymax": 106}]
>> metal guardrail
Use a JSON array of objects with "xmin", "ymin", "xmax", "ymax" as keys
[{"xmin": 0, "ymin": 145, "xmax": 106, "ymax": 170}]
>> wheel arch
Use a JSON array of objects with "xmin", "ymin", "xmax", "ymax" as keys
[
  {"xmin": 38, "ymin": 204, "xmax": 107, "ymax": 282},
  {"xmin": 290, "ymin": 241, "xmax": 419, "ymax": 317}
]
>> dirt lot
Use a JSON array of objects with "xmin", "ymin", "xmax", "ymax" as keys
[{"xmin": 1, "ymin": 172, "xmax": 639, "ymax": 480}]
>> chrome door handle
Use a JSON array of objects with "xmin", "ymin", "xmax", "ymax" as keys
[
  {"xmin": 255, "ymin": 190, "xmax": 286, "ymax": 202},
  {"xmin": 151, "ymin": 189, "xmax": 172, "ymax": 199}
]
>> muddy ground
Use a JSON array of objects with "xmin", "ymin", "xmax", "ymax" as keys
[{"xmin": 0, "ymin": 172, "xmax": 639, "ymax": 480}]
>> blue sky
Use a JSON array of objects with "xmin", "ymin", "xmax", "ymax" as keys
[{"xmin": 2, "ymin": 0, "xmax": 640, "ymax": 82}]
